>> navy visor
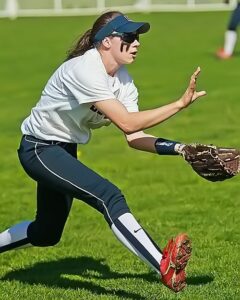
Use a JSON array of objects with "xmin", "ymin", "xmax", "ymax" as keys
[{"xmin": 93, "ymin": 15, "xmax": 150, "ymax": 43}]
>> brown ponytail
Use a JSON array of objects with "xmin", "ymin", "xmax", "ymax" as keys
[
  {"xmin": 66, "ymin": 11, "xmax": 122, "ymax": 61},
  {"xmin": 66, "ymin": 29, "xmax": 93, "ymax": 60}
]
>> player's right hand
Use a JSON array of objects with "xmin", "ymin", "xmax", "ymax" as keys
[{"xmin": 176, "ymin": 67, "xmax": 207, "ymax": 109}]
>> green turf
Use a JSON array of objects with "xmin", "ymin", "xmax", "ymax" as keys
[{"xmin": 1, "ymin": 11, "xmax": 240, "ymax": 300}]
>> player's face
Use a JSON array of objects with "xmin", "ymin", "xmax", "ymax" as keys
[{"xmin": 109, "ymin": 32, "xmax": 140, "ymax": 65}]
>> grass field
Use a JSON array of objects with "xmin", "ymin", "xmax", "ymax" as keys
[{"xmin": 1, "ymin": 11, "xmax": 240, "ymax": 300}]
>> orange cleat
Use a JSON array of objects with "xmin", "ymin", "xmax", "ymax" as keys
[
  {"xmin": 160, "ymin": 233, "xmax": 192, "ymax": 292},
  {"xmin": 216, "ymin": 48, "xmax": 232, "ymax": 60}
]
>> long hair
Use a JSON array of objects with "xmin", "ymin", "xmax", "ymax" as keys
[{"xmin": 66, "ymin": 11, "xmax": 122, "ymax": 61}]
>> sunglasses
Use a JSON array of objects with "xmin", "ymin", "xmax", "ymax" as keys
[{"xmin": 110, "ymin": 32, "xmax": 139, "ymax": 44}]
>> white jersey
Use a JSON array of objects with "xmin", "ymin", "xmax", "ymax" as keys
[{"xmin": 21, "ymin": 48, "xmax": 139, "ymax": 144}]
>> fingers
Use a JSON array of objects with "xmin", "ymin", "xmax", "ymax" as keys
[
  {"xmin": 192, "ymin": 90, "xmax": 207, "ymax": 102},
  {"xmin": 193, "ymin": 66, "xmax": 201, "ymax": 77},
  {"xmin": 181, "ymin": 67, "xmax": 206, "ymax": 107},
  {"xmin": 192, "ymin": 67, "xmax": 206, "ymax": 99},
  {"xmin": 191, "ymin": 66, "xmax": 201, "ymax": 83},
  {"xmin": 197, "ymin": 90, "xmax": 207, "ymax": 97}
]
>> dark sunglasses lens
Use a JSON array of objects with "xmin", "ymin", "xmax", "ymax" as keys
[{"xmin": 123, "ymin": 33, "xmax": 139, "ymax": 43}]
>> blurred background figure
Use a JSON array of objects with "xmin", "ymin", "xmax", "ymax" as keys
[
  {"xmin": 216, "ymin": 0, "xmax": 240, "ymax": 59},
  {"xmin": 5, "ymin": 0, "xmax": 18, "ymax": 19},
  {"xmin": 134, "ymin": 0, "xmax": 150, "ymax": 8}
]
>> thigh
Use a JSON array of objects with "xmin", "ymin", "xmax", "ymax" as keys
[
  {"xmin": 18, "ymin": 136, "xmax": 127, "ymax": 223},
  {"xmin": 228, "ymin": 4, "xmax": 240, "ymax": 30}
]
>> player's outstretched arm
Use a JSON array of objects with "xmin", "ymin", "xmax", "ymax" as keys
[{"xmin": 94, "ymin": 67, "xmax": 206, "ymax": 134}]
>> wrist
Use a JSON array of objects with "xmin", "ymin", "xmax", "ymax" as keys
[
  {"xmin": 155, "ymin": 138, "xmax": 184, "ymax": 155},
  {"xmin": 175, "ymin": 99, "xmax": 186, "ymax": 110},
  {"xmin": 174, "ymin": 143, "xmax": 186, "ymax": 154}
]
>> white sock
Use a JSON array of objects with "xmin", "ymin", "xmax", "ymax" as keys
[
  {"xmin": 0, "ymin": 221, "xmax": 32, "ymax": 251},
  {"xmin": 111, "ymin": 213, "xmax": 162, "ymax": 274},
  {"xmin": 224, "ymin": 30, "xmax": 237, "ymax": 55}
]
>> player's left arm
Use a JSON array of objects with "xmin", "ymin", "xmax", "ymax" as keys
[
  {"xmin": 125, "ymin": 131, "xmax": 157, "ymax": 153},
  {"xmin": 125, "ymin": 131, "xmax": 184, "ymax": 155}
]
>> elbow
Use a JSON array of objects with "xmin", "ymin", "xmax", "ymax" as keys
[
  {"xmin": 123, "ymin": 128, "xmax": 137, "ymax": 135},
  {"xmin": 115, "ymin": 114, "xmax": 141, "ymax": 134},
  {"xmin": 119, "ymin": 123, "xmax": 139, "ymax": 135}
]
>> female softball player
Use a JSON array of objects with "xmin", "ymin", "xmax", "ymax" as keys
[
  {"xmin": 217, "ymin": 0, "xmax": 240, "ymax": 59},
  {"xmin": 0, "ymin": 11, "xmax": 206, "ymax": 292}
]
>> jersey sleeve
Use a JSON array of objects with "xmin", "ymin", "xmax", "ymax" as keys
[
  {"xmin": 118, "ymin": 69, "xmax": 139, "ymax": 112},
  {"xmin": 122, "ymin": 81, "xmax": 139, "ymax": 112},
  {"xmin": 63, "ymin": 59, "xmax": 115, "ymax": 104}
]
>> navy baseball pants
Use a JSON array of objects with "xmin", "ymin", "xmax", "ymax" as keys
[
  {"xmin": 18, "ymin": 135, "xmax": 130, "ymax": 247},
  {"xmin": 228, "ymin": 2, "xmax": 240, "ymax": 30}
]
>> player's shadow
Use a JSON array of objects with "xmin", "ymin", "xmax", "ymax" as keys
[
  {"xmin": 0, "ymin": 256, "xmax": 153, "ymax": 299},
  {"xmin": 0, "ymin": 256, "xmax": 213, "ymax": 298},
  {"xmin": 187, "ymin": 275, "xmax": 214, "ymax": 286}
]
